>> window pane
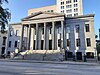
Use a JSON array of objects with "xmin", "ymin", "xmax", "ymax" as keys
[
  {"xmin": 76, "ymin": 38, "xmax": 80, "ymax": 47},
  {"xmin": 67, "ymin": 39, "xmax": 70, "ymax": 46},
  {"xmin": 86, "ymin": 38, "xmax": 91, "ymax": 46},
  {"xmin": 75, "ymin": 25, "xmax": 80, "ymax": 33},
  {"xmin": 9, "ymin": 41, "xmax": 11, "ymax": 47},
  {"xmin": 3, "ymin": 37, "xmax": 6, "ymax": 45},
  {"xmin": 86, "ymin": 52, "xmax": 94, "ymax": 58},
  {"xmin": 16, "ymin": 30, "xmax": 19, "ymax": 36},
  {"xmin": 14, "ymin": 41, "xmax": 18, "ymax": 47},
  {"xmin": 66, "ymin": 26, "xmax": 70, "ymax": 33},
  {"xmin": 85, "ymin": 24, "xmax": 90, "ymax": 32}
]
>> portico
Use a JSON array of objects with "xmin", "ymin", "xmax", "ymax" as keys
[{"xmin": 19, "ymin": 12, "xmax": 65, "ymax": 51}]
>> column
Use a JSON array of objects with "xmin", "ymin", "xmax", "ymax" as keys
[
  {"xmin": 43, "ymin": 22, "xmax": 46, "ymax": 50},
  {"xmin": 38, "ymin": 26, "xmax": 42, "ymax": 50},
  {"xmin": 19, "ymin": 25, "xmax": 24, "ymax": 51},
  {"xmin": 69, "ymin": 25, "xmax": 76, "ymax": 52},
  {"xmin": 32, "ymin": 28, "xmax": 35, "ymax": 50},
  {"xmin": 61, "ymin": 21, "xmax": 64, "ymax": 49},
  {"xmin": 63, "ymin": 22, "xmax": 67, "ymax": 49},
  {"xmin": 43, "ymin": 23, "xmax": 49, "ymax": 50},
  {"xmin": 35, "ymin": 23, "xmax": 38, "ymax": 50},
  {"xmin": 27, "ymin": 24, "xmax": 31, "ymax": 50},
  {"xmin": 52, "ymin": 22, "xmax": 56, "ymax": 50},
  {"xmin": 79, "ymin": 23, "xmax": 86, "ymax": 51}
]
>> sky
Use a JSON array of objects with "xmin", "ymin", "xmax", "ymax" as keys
[{"xmin": 3, "ymin": 0, "xmax": 100, "ymax": 37}]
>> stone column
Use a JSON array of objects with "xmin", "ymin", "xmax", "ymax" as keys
[
  {"xmin": 43, "ymin": 22, "xmax": 46, "ymax": 50},
  {"xmin": 19, "ymin": 25, "xmax": 24, "ymax": 51},
  {"xmin": 63, "ymin": 22, "xmax": 67, "ymax": 49},
  {"xmin": 61, "ymin": 21, "xmax": 64, "ymax": 49},
  {"xmin": 27, "ymin": 24, "xmax": 31, "ymax": 50},
  {"xmin": 32, "ymin": 28, "xmax": 35, "ymax": 50},
  {"xmin": 69, "ymin": 25, "xmax": 76, "ymax": 52},
  {"xmin": 35, "ymin": 23, "xmax": 38, "ymax": 50},
  {"xmin": 38, "ymin": 26, "xmax": 42, "ymax": 50},
  {"xmin": 52, "ymin": 22, "xmax": 56, "ymax": 50},
  {"xmin": 79, "ymin": 23, "xmax": 86, "ymax": 51}
]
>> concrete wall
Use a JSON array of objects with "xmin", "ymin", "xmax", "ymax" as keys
[
  {"xmin": 28, "ymin": 5, "xmax": 57, "ymax": 16},
  {"xmin": 0, "ymin": 31, "xmax": 7, "ymax": 56}
]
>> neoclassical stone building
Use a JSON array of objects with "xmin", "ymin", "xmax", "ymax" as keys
[{"xmin": 6, "ymin": 12, "xmax": 96, "ymax": 61}]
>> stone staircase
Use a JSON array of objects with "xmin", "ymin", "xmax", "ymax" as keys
[{"xmin": 13, "ymin": 50, "xmax": 64, "ymax": 61}]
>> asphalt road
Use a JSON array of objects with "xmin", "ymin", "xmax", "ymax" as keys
[{"xmin": 0, "ymin": 61, "xmax": 100, "ymax": 75}]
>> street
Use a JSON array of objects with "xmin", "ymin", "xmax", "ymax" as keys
[{"xmin": 0, "ymin": 61, "xmax": 100, "ymax": 75}]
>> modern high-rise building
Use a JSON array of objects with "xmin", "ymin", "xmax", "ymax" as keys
[
  {"xmin": 28, "ymin": 0, "xmax": 83, "ymax": 17},
  {"xmin": 56, "ymin": 0, "xmax": 83, "ymax": 17}
]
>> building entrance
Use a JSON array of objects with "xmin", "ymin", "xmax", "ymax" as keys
[{"xmin": 76, "ymin": 52, "xmax": 82, "ymax": 60}]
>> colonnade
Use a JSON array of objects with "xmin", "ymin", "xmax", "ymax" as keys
[{"xmin": 19, "ymin": 21, "xmax": 64, "ymax": 51}]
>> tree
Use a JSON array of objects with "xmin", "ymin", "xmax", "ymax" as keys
[
  {"xmin": 95, "ymin": 34, "xmax": 98, "ymax": 39},
  {"xmin": 0, "ymin": 0, "xmax": 11, "ymax": 33},
  {"xmin": 96, "ymin": 42, "xmax": 100, "ymax": 54}
]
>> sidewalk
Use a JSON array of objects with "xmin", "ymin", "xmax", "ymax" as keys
[{"xmin": 0, "ymin": 59, "xmax": 99, "ymax": 66}]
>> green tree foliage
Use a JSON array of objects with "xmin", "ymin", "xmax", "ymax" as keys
[
  {"xmin": 96, "ymin": 42, "xmax": 100, "ymax": 54},
  {"xmin": 0, "ymin": 0, "xmax": 11, "ymax": 33},
  {"xmin": 95, "ymin": 35, "xmax": 98, "ymax": 39}
]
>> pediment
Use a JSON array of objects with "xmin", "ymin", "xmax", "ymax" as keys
[{"xmin": 22, "ymin": 12, "xmax": 64, "ymax": 21}]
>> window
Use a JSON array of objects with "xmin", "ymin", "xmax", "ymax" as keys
[
  {"xmin": 9, "ymin": 41, "xmax": 11, "ymax": 47},
  {"xmin": 86, "ymin": 52, "xmax": 94, "ymax": 58},
  {"xmin": 74, "ymin": 4, "xmax": 78, "ymax": 7},
  {"xmin": 85, "ymin": 24, "xmax": 90, "ymax": 32},
  {"xmin": 2, "ymin": 37, "xmax": 6, "ymax": 45},
  {"xmin": 74, "ymin": 13, "xmax": 78, "ymax": 16},
  {"xmin": 7, "ymin": 51, "xmax": 10, "ymax": 56},
  {"xmin": 67, "ymin": 39, "xmax": 70, "ymax": 46},
  {"xmin": 76, "ymin": 38, "xmax": 80, "ymax": 47},
  {"xmin": 66, "ymin": 5, "xmax": 72, "ymax": 8},
  {"xmin": 61, "ymin": 1, "xmax": 64, "ymax": 5},
  {"xmin": 15, "ymin": 30, "xmax": 19, "ymax": 36},
  {"xmin": 67, "ymin": 14, "xmax": 72, "ymax": 17},
  {"xmin": 75, "ymin": 25, "xmax": 80, "ymax": 33},
  {"xmin": 1, "ymin": 47, "xmax": 5, "ymax": 54},
  {"xmin": 74, "ymin": 8, "xmax": 78, "ymax": 12},
  {"xmin": 61, "ymin": 10, "xmax": 64, "ymax": 13},
  {"xmin": 61, "ymin": 6, "xmax": 64, "ymax": 9},
  {"xmin": 66, "ymin": 26, "xmax": 70, "ymax": 33},
  {"xmin": 51, "ymin": 10, "xmax": 53, "ymax": 12},
  {"xmin": 10, "ymin": 30, "xmax": 13, "ymax": 36},
  {"xmin": 86, "ymin": 38, "xmax": 91, "ymax": 47},
  {"xmin": 42, "ymin": 28, "xmax": 44, "ymax": 34},
  {"xmin": 50, "ymin": 27, "xmax": 52, "ymax": 34},
  {"xmin": 74, "ymin": 0, "xmax": 78, "ymax": 2},
  {"xmin": 58, "ymin": 26, "xmax": 61, "ymax": 34},
  {"xmin": 47, "ymin": 10, "xmax": 53, "ymax": 12},
  {"xmin": 35, "ymin": 29, "xmax": 36, "ymax": 35},
  {"xmin": 14, "ymin": 41, "xmax": 18, "ymax": 47},
  {"xmin": 67, "ymin": 52, "xmax": 73, "ymax": 58},
  {"xmin": 66, "ymin": 0, "xmax": 71, "ymax": 4},
  {"xmin": 58, "ymin": 39, "xmax": 61, "ymax": 47},
  {"xmin": 66, "ymin": 9, "xmax": 72, "ymax": 13}
]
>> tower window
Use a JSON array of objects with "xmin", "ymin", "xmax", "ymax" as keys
[
  {"xmin": 86, "ymin": 38, "xmax": 91, "ymax": 47},
  {"xmin": 85, "ymin": 24, "xmax": 90, "ymax": 32}
]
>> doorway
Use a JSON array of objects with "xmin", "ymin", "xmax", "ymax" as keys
[{"xmin": 76, "ymin": 52, "xmax": 82, "ymax": 60}]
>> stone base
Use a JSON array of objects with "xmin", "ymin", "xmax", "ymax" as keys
[{"xmin": 20, "ymin": 50, "xmax": 64, "ymax": 61}]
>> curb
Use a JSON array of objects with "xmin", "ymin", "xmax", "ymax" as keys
[{"xmin": 0, "ymin": 59, "xmax": 99, "ymax": 66}]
